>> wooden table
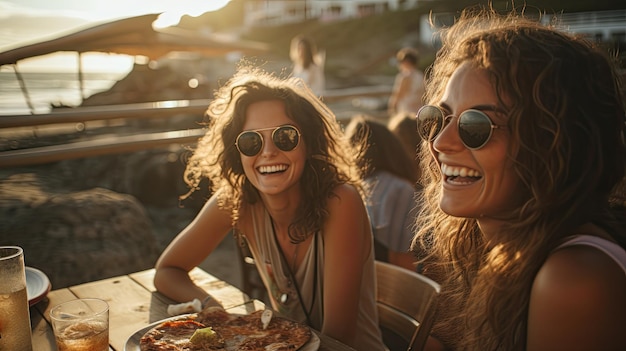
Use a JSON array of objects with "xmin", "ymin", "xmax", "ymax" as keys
[{"xmin": 30, "ymin": 267, "xmax": 355, "ymax": 351}]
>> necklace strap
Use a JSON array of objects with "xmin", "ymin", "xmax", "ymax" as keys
[{"xmin": 271, "ymin": 217, "xmax": 317, "ymax": 327}]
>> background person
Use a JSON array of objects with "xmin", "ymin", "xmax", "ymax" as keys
[
  {"xmin": 412, "ymin": 7, "xmax": 626, "ymax": 350},
  {"xmin": 345, "ymin": 114, "xmax": 421, "ymax": 272},
  {"xmin": 387, "ymin": 47, "xmax": 425, "ymax": 116},
  {"xmin": 290, "ymin": 34, "xmax": 325, "ymax": 97},
  {"xmin": 154, "ymin": 64, "xmax": 385, "ymax": 351},
  {"xmin": 388, "ymin": 111, "xmax": 422, "ymax": 183}
]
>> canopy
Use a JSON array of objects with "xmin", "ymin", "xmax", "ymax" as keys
[
  {"xmin": 1, "ymin": 13, "xmax": 269, "ymax": 114},
  {"xmin": 0, "ymin": 13, "xmax": 268, "ymax": 65}
]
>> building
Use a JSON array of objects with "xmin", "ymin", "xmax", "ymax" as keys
[
  {"xmin": 556, "ymin": 9, "xmax": 626, "ymax": 45},
  {"xmin": 242, "ymin": 2, "xmax": 625, "ymax": 50},
  {"xmin": 420, "ymin": 9, "xmax": 626, "ymax": 48},
  {"xmin": 243, "ymin": 0, "xmax": 419, "ymax": 27}
]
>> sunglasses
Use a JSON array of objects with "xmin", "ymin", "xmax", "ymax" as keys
[
  {"xmin": 236, "ymin": 125, "xmax": 301, "ymax": 157},
  {"xmin": 416, "ymin": 105, "xmax": 504, "ymax": 150}
]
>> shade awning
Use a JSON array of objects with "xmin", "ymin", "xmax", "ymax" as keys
[{"xmin": 0, "ymin": 13, "xmax": 269, "ymax": 65}]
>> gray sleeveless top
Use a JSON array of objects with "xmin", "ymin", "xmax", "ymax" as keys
[{"xmin": 241, "ymin": 203, "xmax": 386, "ymax": 351}]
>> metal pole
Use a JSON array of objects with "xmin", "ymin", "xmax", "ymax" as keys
[
  {"xmin": 12, "ymin": 64, "xmax": 35, "ymax": 115},
  {"xmin": 78, "ymin": 52, "xmax": 85, "ymax": 101}
]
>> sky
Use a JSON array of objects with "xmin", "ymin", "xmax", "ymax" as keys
[{"xmin": 0, "ymin": 0, "xmax": 231, "ymax": 72}]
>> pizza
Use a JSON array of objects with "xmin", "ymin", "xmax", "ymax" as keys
[{"xmin": 139, "ymin": 307, "xmax": 312, "ymax": 351}]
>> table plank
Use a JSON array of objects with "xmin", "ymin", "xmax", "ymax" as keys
[
  {"xmin": 129, "ymin": 268, "xmax": 251, "ymax": 310},
  {"xmin": 30, "ymin": 304, "xmax": 56, "ymax": 351},
  {"xmin": 67, "ymin": 275, "xmax": 154, "ymax": 351},
  {"xmin": 32, "ymin": 288, "xmax": 78, "ymax": 351},
  {"xmin": 316, "ymin": 331, "xmax": 357, "ymax": 351}
]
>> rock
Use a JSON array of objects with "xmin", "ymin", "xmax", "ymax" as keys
[{"xmin": 0, "ymin": 173, "xmax": 160, "ymax": 288}]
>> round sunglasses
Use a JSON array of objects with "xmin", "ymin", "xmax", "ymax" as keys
[
  {"xmin": 235, "ymin": 125, "xmax": 301, "ymax": 157},
  {"xmin": 416, "ymin": 105, "xmax": 505, "ymax": 150}
]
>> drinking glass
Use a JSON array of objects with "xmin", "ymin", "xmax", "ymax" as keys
[
  {"xmin": 0, "ymin": 246, "xmax": 33, "ymax": 351},
  {"xmin": 50, "ymin": 298, "xmax": 109, "ymax": 351}
]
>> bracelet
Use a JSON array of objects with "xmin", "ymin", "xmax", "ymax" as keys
[{"xmin": 201, "ymin": 295, "xmax": 214, "ymax": 309}]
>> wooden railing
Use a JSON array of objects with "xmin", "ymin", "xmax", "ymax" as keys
[
  {"xmin": 0, "ymin": 86, "xmax": 392, "ymax": 168},
  {"xmin": 0, "ymin": 99, "xmax": 211, "ymax": 129}
]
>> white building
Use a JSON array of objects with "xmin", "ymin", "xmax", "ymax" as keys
[
  {"xmin": 243, "ymin": 0, "xmax": 419, "ymax": 27},
  {"xmin": 242, "ymin": 2, "xmax": 625, "ymax": 49},
  {"xmin": 420, "ymin": 9, "xmax": 626, "ymax": 48},
  {"xmin": 555, "ymin": 9, "xmax": 626, "ymax": 44}
]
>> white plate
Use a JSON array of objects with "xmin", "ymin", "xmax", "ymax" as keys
[
  {"xmin": 25, "ymin": 266, "xmax": 51, "ymax": 306},
  {"xmin": 124, "ymin": 314, "xmax": 320, "ymax": 351}
]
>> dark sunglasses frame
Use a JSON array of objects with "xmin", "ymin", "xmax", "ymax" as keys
[
  {"xmin": 416, "ymin": 105, "xmax": 504, "ymax": 150},
  {"xmin": 235, "ymin": 125, "xmax": 301, "ymax": 157}
]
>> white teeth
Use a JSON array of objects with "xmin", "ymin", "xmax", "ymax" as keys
[
  {"xmin": 441, "ymin": 164, "xmax": 481, "ymax": 178},
  {"xmin": 258, "ymin": 164, "xmax": 287, "ymax": 174}
]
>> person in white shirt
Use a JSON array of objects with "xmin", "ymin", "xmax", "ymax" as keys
[
  {"xmin": 290, "ymin": 35, "xmax": 325, "ymax": 97},
  {"xmin": 388, "ymin": 47, "xmax": 425, "ymax": 116}
]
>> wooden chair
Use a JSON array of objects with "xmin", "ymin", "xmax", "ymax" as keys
[
  {"xmin": 235, "ymin": 236, "xmax": 268, "ymax": 302},
  {"xmin": 375, "ymin": 260, "xmax": 441, "ymax": 351}
]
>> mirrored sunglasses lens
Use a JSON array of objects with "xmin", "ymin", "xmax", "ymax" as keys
[
  {"xmin": 417, "ymin": 106, "xmax": 444, "ymax": 141},
  {"xmin": 459, "ymin": 111, "xmax": 492, "ymax": 149},
  {"xmin": 273, "ymin": 126, "xmax": 299, "ymax": 151},
  {"xmin": 237, "ymin": 132, "xmax": 262, "ymax": 156}
]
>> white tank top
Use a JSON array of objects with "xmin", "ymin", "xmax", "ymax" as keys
[{"xmin": 556, "ymin": 235, "xmax": 626, "ymax": 275}]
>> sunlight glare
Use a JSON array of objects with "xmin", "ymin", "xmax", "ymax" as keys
[
  {"xmin": 153, "ymin": 0, "xmax": 231, "ymax": 28},
  {"xmin": 16, "ymin": 52, "xmax": 134, "ymax": 74}
]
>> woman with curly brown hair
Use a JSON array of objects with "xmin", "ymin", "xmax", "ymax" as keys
[
  {"xmin": 154, "ymin": 64, "xmax": 385, "ymax": 350},
  {"xmin": 412, "ymin": 7, "xmax": 626, "ymax": 351}
]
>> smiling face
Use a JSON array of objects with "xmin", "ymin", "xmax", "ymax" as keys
[
  {"xmin": 430, "ymin": 61, "xmax": 522, "ymax": 223},
  {"xmin": 240, "ymin": 99, "xmax": 307, "ymax": 199}
]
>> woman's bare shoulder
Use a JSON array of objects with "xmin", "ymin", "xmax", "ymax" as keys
[
  {"xmin": 530, "ymin": 242, "xmax": 626, "ymax": 327},
  {"xmin": 324, "ymin": 184, "xmax": 369, "ymax": 241},
  {"xmin": 328, "ymin": 183, "xmax": 362, "ymax": 203},
  {"xmin": 534, "ymin": 243, "xmax": 625, "ymax": 296},
  {"xmin": 528, "ymin": 243, "xmax": 626, "ymax": 348}
]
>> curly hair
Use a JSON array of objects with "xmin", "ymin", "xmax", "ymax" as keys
[
  {"xmin": 183, "ymin": 63, "xmax": 363, "ymax": 243},
  {"xmin": 412, "ymin": 7, "xmax": 626, "ymax": 350}
]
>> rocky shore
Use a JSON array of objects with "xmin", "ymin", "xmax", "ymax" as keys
[{"xmin": 0, "ymin": 145, "xmax": 245, "ymax": 291}]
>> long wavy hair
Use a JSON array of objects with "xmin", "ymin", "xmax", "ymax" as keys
[
  {"xmin": 290, "ymin": 35, "xmax": 318, "ymax": 69},
  {"xmin": 412, "ymin": 7, "xmax": 626, "ymax": 350},
  {"xmin": 183, "ymin": 63, "xmax": 363, "ymax": 243}
]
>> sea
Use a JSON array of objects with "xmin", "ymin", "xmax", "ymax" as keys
[{"xmin": 0, "ymin": 71, "xmax": 127, "ymax": 116}]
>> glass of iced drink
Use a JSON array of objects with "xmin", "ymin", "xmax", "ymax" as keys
[
  {"xmin": 0, "ymin": 246, "xmax": 33, "ymax": 351},
  {"xmin": 50, "ymin": 298, "xmax": 109, "ymax": 351}
]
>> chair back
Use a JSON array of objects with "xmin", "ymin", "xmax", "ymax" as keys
[
  {"xmin": 234, "ymin": 233, "xmax": 267, "ymax": 301},
  {"xmin": 375, "ymin": 260, "xmax": 440, "ymax": 351}
]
